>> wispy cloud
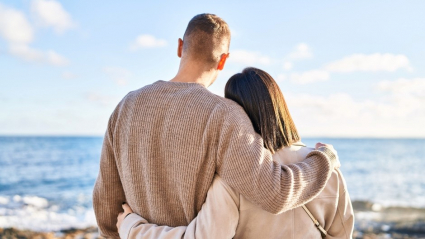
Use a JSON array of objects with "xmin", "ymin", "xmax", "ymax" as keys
[
  {"xmin": 103, "ymin": 66, "xmax": 131, "ymax": 85},
  {"xmin": 130, "ymin": 34, "xmax": 167, "ymax": 50},
  {"xmin": 290, "ymin": 70, "xmax": 330, "ymax": 84},
  {"xmin": 227, "ymin": 43, "xmax": 311, "ymax": 68},
  {"xmin": 276, "ymin": 74, "xmax": 286, "ymax": 82},
  {"xmin": 285, "ymin": 79, "xmax": 425, "ymax": 137},
  {"xmin": 8, "ymin": 44, "xmax": 69, "ymax": 66},
  {"xmin": 286, "ymin": 43, "xmax": 313, "ymax": 60},
  {"xmin": 282, "ymin": 61, "xmax": 293, "ymax": 70},
  {"xmin": 0, "ymin": 4, "xmax": 34, "ymax": 44},
  {"xmin": 0, "ymin": 2, "xmax": 70, "ymax": 66},
  {"xmin": 325, "ymin": 53, "xmax": 412, "ymax": 73},
  {"xmin": 283, "ymin": 53, "xmax": 413, "ymax": 85},
  {"xmin": 31, "ymin": 0, "xmax": 76, "ymax": 33},
  {"xmin": 378, "ymin": 78, "xmax": 425, "ymax": 116},
  {"xmin": 276, "ymin": 43, "xmax": 313, "ymax": 73},
  {"xmin": 378, "ymin": 78, "xmax": 425, "ymax": 95},
  {"xmin": 228, "ymin": 50, "xmax": 271, "ymax": 65}
]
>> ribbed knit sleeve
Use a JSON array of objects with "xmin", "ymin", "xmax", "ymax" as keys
[
  {"xmin": 216, "ymin": 104, "xmax": 337, "ymax": 214},
  {"xmin": 93, "ymin": 108, "xmax": 126, "ymax": 238},
  {"xmin": 92, "ymin": 81, "xmax": 340, "ymax": 230}
]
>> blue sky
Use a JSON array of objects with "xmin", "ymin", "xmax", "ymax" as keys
[{"xmin": 1, "ymin": 0, "xmax": 424, "ymax": 137}]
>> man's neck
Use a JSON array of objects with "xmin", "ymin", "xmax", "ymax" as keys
[{"xmin": 170, "ymin": 60, "xmax": 217, "ymax": 87}]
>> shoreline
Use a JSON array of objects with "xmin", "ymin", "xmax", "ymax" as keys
[
  {"xmin": 1, "ymin": 201, "xmax": 425, "ymax": 239},
  {"xmin": 352, "ymin": 201, "xmax": 425, "ymax": 238},
  {"xmin": 0, "ymin": 227, "xmax": 100, "ymax": 239}
]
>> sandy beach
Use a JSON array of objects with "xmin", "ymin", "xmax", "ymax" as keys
[{"xmin": 1, "ymin": 200, "xmax": 425, "ymax": 239}]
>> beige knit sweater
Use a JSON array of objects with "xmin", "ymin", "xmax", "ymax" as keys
[
  {"xmin": 93, "ymin": 80, "xmax": 338, "ymax": 238},
  {"xmin": 117, "ymin": 144, "xmax": 353, "ymax": 239}
]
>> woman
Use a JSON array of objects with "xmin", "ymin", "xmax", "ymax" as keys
[{"xmin": 116, "ymin": 67, "xmax": 354, "ymax": 238}]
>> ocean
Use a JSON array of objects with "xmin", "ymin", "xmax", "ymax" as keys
[{"xmin": 0, "ymin": 136, "xmax": 424, "ymax": 231}]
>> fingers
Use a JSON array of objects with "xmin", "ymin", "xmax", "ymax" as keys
[
  {"xmin": 117, "ymin": 201, "xmax": 132, "ymax": 230},
  {"xmin": 315, "ymin": 142, "xmax": 326, "ymax": 149},
  {"xmin": 315, "ymin": 142, "xmax": 334, "ymax": 150},
  {"xmin": 122, "ymin": 204, "xmax": 132, "ymax": 213},
  {"xmin": 122, "ymin": 202, "xmax": 134, "ymax": 214},
  {"xmin": 118, "ymin": 202, "xmax": 134, "ymax": 231}
]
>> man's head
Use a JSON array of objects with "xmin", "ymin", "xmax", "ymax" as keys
[{"xmin": 178, "ymin": 14, "xmax": 231, "ymax": 70}]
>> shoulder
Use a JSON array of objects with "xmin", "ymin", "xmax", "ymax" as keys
[
  {"xmin": 186, "ymin": 92, "xmax": 253, "ymax": 129},
  {"xmin": 111, "ymin": 81, "xmax": 172, "ymax": 111},
  {"xmin": 211, "ymin": 97, "xmax": 252, "ymax": 126},
  {"xmin": 205, "ymin": 93, "xmax": 247, "ymax": 114}
]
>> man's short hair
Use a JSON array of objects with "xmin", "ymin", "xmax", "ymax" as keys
[{"xmin": 183, "ymin": 14, "xmax": 231, "ymax": 67}]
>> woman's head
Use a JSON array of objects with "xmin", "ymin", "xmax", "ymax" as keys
[{"xmin": 225, "ymin": 67, "xmax": 300, "ymax": 153}]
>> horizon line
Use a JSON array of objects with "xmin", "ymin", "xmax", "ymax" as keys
[{"xmin": 1, "ymin": 135, "xmax": 425, "ymax": 139}]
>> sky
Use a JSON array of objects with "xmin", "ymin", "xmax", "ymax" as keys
[{"xmin": 1, "ymin": 0, "xmax": 424, "ymax": 137}]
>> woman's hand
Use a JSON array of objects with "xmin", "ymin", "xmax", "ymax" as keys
[
  {"xmin": 117, "ymin": 202, "xmax": 134, "ymax": 230},
  {"xmin": 316, "ymin": 142, "xmax": 340, "ymax": 169}
]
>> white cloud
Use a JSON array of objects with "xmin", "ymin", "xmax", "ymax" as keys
[
  {"xmin": 277, "ymin": 74, "xmax": 286, "ymax": 82},
  {"xmin": 103, "ymin": 67, "xmax": 131, "ymax": 85},
  {"xmin": 8, "ymin": 44, "xmax": 43, "ymax": 61},
  {"xmin": 378, "ymin": 78, "xmax": 425, "ymax": 96},
  {"xmin": 325, "ymin": 53, "xmax": 412, "ymax": 73},
  {"xmin": 46, "ymin": 50, "xmax": 69, "ymax": 66},
  {"xmin": 130, "ymin": 34, "xmax": 167, "ymax": 50},
  {"xmin": 283, "ymin": 61, "xmax": 293, "ymax": 70},
  {"xmin": 9, "ymin": 44, "xmax": 69, "ymax": 66},
  {"xmin": 0, "ymin": 3, "xmax": 34, "ymax": 44},
  {"xmin": 31, "ymin": 0, "xmax": 75, "ymax": 33},
  {"xmin": 377, "ymin": 78, "xmax": 425, "ymax": 116},
  {"xmin": 287, "ymin": 43, "xmax": 313, "ymax": 60},
  {"xmin": 290, "ymin": 70, "xmax": 329, "ymax": 84},
  {"xmin": 0, "ymin": 3, "xmax": 70, "ymax": 66},
  {"xmin": 283, "ymin": 78, "xmax": 425, "ymax": 137},
  {"xmin": 277, "ymin": 53, "xmax": 413, "ymax": 85},
  {"xmin": 229, "ymin": 50, "xmax": 271, "ymax": 65}
]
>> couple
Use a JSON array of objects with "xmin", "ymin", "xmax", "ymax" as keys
[{"xmin": 93, "ymin": 13, "xmax": 354, "ymax": 239}]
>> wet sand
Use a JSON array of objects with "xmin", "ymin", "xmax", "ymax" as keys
[{"xmin": 1, "ymin": 201, "xmax": 425, "ymax": 239}]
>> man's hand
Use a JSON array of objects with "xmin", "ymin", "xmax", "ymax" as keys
[
  {"xmin": 315, "ymin": 142, "xmax": 340, "ymax": 169},
  {"xmin": 315, "ymin": 142, "xmax": 335, "ymax": 150},
  {"xmin": 117, "ymin": 202, "xmax": 134, "ymax": 230}
]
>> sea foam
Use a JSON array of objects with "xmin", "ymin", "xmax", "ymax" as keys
[{"xmin": 0, "ymin": 195, "xmax": 96, "ymax": 231}]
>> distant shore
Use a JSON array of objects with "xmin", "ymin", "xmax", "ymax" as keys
[{"xmin": 1, "ymin": 201, "xmax": 425, "ymax": 239}]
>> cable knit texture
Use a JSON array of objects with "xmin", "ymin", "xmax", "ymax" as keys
[{"xmin": 93, "ymin": 80, "xmax": 338, "ymax": 238}]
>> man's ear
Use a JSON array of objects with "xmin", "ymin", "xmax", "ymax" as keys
[
  {"xmin": 177, "ymin": 38, "xmax": 183, "ymax": 58},
  {"xmin": 217, "ymin": 53, "xmax": 230, "ymax": 70}
]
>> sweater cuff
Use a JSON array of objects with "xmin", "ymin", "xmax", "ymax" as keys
[
  {"xmin": 316, "ymin": 146, "xmax": 340, "ymax": 169},
  {"xmin": 119, "ymin": 213, "xmax": 148, "ymax": 239}
]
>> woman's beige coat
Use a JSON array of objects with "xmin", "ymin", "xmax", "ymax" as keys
[{"xmin": 119, "ymin": 144, "xmax": 354, "ymax": 239}]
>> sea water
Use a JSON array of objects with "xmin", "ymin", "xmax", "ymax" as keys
[{"xmin": 1, "ymin": 136, "xmax": 425, "ymax": 231}]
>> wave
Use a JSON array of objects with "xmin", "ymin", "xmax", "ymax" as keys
[
  {"xmin": 2, "ymin": 193, "xmax": 425, "ymax": 232},
  {"xmin": 0, "ymin": 195, "xmax": 96, "ymax": 232}
]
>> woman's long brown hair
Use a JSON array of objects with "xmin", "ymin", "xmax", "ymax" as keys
[{"xmin": 225, "ymin": 67, "xmax": 300, "ymax": 153}]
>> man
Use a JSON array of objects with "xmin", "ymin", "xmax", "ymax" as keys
[{"xmin": 93, "ymin": 13, "xmax": 339, "ymax": 238}]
